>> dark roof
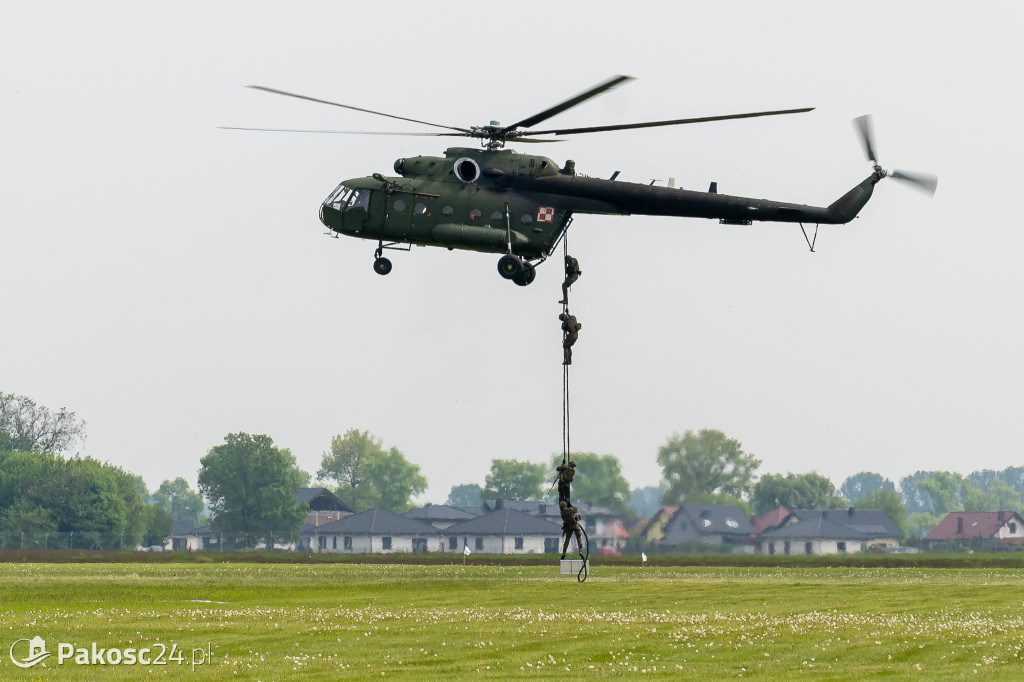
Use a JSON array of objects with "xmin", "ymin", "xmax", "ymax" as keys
[
  {"xmin": 313, "ymin": 508, "xmax": 438, "ymax": 536},
  {"xmin": 451, "ymin": 505, "xmax": 486, "ymax": 517},
  {"xmin": 762, "ymin": 508, "xmax": 902, "ymax": 540},
  {"xmin": 925, "ymin": 511, "xmax": 1024, "ymax": 541},
  {"xmin": 171, "ymin": 520, "xmax": 197, "ymax": 535},
  {"xmin": 661, "ymin": 503, "xmax": 754, "ymax": 545},
  {"xmin": 294, "ymin": 487, "xmax": 354, "ymax": 513},
  {"xmin": 762, "ymin": 516, "xmax": 878, "ymax": 541},
  {"xmin": 402, "ymin": 504, "xmax": 476, "ymax": 522},
  {"xmin": 482, "ymin": 499, "xmax": 617, "ymax": 520},
  {"xmin": 445, "ymin": 508, "xmax": 562, "ymax": 535},
  {"xmin": 788, "ymin": 508, "xmax": 902, "ymax": 538}
]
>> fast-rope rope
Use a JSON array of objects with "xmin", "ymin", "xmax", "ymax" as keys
[
  {"xmin": 578, "ymin": 527, "xmax": 589, "ymax": 583},
  {"xmin": 561, "ymin": 232, "xmax": 571, "ymax": 468},
  {"xmin": 560, "ymin": 232, "xmax": 588, "ymax": 583},
  {"xmin": 562, "ymin": 347, "xmax": 570, "ymax": 467}
]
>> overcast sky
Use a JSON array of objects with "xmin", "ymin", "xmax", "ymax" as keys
[{"xmin": 3, "ymin": 2, "xmax": 1021, "ymax": 504}]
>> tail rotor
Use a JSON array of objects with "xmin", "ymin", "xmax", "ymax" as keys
[{"xmin": 853, "ymin": 114, "xmax": 937, "ymax": 196}]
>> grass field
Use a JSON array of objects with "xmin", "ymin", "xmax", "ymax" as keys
[{"xmin": 2, "ymin": 560, "xmax": 1023, "ymax": 679}]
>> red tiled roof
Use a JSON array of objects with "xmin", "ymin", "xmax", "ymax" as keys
[
  {"xmin": 925, "ymin": 511, "xmax": 1023, "ymax": 540},
  {"xmin": 750, "ymin": 505, "xmax": 791, "ymax": 534}
]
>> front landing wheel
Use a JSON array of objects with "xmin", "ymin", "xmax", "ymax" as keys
[
  {"xmin": 497, "ymin": 254, "xmax": 523, "ymax": 280},
  {"xmin": 373, "ymin": 257, "xmax": 393, "ymax": 276}
]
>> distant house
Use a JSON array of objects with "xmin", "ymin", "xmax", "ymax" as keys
[
  {"xmin": 402, "ymin": 504, "xmax": 478, "ymax": 531},
  {"xmin": 750, "ymin": 505, "xmax": 792, "ymax": 535},
  {"xmin": 295, "ymin": 487, "xmax": 354, "ymax": 527},
  {"xmin": 640, "ymin": 506, "xmax": 678, "ymax": 545},
  {"xmin": 758, "ymin": 508, "xmax": 902, "ymax": 555},
  {"xmin": 167, "ymin": 520, "xmax": 200, "ymax": 551},
  {"xmin": 479, "ymin": 499, "xmax": 629, "ymax": 552},
  {"xmin": 444, "ymin": 508, "xmax": 563, "ymax": 554},
  {"xmin": 199, "ymin": 488, "xmax": 355, "ymax": 551},
  {"xmin": 924, "ymin": 511, "xmax": 1024, "ymax": 550},
  {"xmin": 649, "ymin": 503, "xmax": 754, "ymax": 548},
  {"xmin": 304, "ymin": 507, "xmax": 439, "ymax": 553}
]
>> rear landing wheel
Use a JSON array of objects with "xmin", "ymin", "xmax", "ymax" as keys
[
  {"xmin": 497, "ymin": 254, "xmax": 523, "ymax": 280},
  {"xmin": 513, "ymin": 263, "xmax": 536, "ymax": 286},
  {"xmin": 373, "ymin": 257, "xmax": 393, "ymax": 276}
]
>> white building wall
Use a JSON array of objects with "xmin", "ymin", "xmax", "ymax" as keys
[
  {"xmin": 305, "ymin": 534, "xmax": 435, "ymax": 553},
  {"xmin": 995, "ymin": 519, "xmax": 1024, "ymax": 539},
  {"xmin": 450, "ymin": 533, "xmax": 557, "ymax": 554},
  {"xmin": 763, "ymin": 537, "xmax": 900, "ymax": 555}
]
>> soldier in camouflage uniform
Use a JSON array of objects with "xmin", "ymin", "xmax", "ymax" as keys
[
  {"xmin": 559, "ymin": 255, "xmax": 582, "ymax": 304},
  {"xmin": 559, "ymin": 312, "xmax": 582, "ymax": 365},
  {"xmin": 556, "ymin": 459, "xmax": 577, "ymax": 506},
  {"xmin": 559, "ymin": 501, "xmax": 585, "ymax": 560}
]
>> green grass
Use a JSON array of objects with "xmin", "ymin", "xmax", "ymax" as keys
[{"xmin": 2, "ymin": 562, "xmax": 1023, "ymax": 679}]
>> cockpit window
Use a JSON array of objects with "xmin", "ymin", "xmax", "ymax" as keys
[{"xmin": 324, "ymin": 184, "xmax": 371, "ymax": 212}]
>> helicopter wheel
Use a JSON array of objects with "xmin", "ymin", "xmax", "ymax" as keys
[
  {"xmin": 513, "ymin": 263, "xmax": 536, "ymax": 287},
  {"xmin": 373, "ymin": 257, "xmax": 393, "ymax": 276},
  {"xmin": 497, "ymin": 254, "xmax": 523, "ymax": 280}
]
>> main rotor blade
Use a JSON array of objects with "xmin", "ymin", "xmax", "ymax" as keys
[
  {"xmin": 521, "ymin": 107, "xmax": 815, "ymax": 137},
  {"xmin": 891, "ymin": 169, "xmax": 938, "ymax": 196},
  {"xmin": 246, "ymin": 86, "xmax": 473, "ymax": 134},
  {"xmin": 218, "ymin": 126, "xmax": 466, "ymax": 137},
  {"xmin": 853, "ymin": 114, "xmax": 878, "ymax": 164},
  {"xmin": 505, "ymin": 75, "xmax": 634, "ymax": 132}
]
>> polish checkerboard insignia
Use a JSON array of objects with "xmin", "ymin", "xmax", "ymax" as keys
[{"xmin": 537, "ymin": 206, "xmax": 555, "ymax": 223}]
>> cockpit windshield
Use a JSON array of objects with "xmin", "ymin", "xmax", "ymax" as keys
[{"xmin": 324, "ymin": 184, "xmax": 371, "ymax": 213}]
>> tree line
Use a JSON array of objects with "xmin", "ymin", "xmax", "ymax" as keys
[{"xmin": 4, "ymin": 391, "xmax": 1023, "ymax": 548}]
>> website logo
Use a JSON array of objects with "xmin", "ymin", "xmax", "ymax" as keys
[
  {"xmin": 9, "ymin": 636, "xmax": 51, "ymax": 668},
  {"xmin": 8, "ymin": 636, "xmax": 211, "ymax": 670}
]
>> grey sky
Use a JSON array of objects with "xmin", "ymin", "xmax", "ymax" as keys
[{"xmin": 3, "ymin": 2, "xmax": 1021, "ymax": 503}]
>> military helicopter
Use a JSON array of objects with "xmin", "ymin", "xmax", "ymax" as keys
[{"xmin": 226, "ymin": 76, "xmax": 936, "ymax": 285}]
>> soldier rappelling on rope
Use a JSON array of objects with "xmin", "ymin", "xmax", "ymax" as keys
[
  {"xmin": 558, "ymin": 254, "xmax": 582, "ymax": 305},
  {"xmin": 556, "ymin": 459, "xmax": 577, "ymax": 506},
  {"xmin": 559, "ymin": 501, "xmax": 585, "ymax": 560},
  {"xmin": 559, "ymin": 311, "xmax": 581, "ymax": 365}
]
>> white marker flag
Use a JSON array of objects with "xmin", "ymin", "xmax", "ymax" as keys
[
  {"xmin": 464, "ymin": 545, "xmax": 472, "ymax": 556},
  {"xmin": 641, "ymin": 552, "xmax": 648, "ymax": 562}
]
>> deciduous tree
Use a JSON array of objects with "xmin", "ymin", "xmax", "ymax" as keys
[
  {"xmin": 751, "ymin": 472, "xmax": 845, "ymax": 514},
  {"xmin": 198, "ymin": 433, "xmax": 309, "ymax": 547},
  {"xmin": 0, "ymin": 391, "xmax": 86, "ymax": 454},
  {"xmin": 840, "ymin": 472, "xmax": 895, "ymax": 502},
  {"xmin": 0, "ymin": 450, "xmax": 147, "ymax": 548},
  {"xmin": 447, "ymin": 483, "xmax": 483, "ymax": 507},
  {"xmin": 657, "ymin": 429, "xmax": 760, "ymax": 505},
  {"xmin": 318, "ymin": 430, "xmax": 426, "ymax": 512},
  {"xmin": 482, "ymin": 459, "xmax": 547, "ymax": 501},
  {"xmin": 152, "ymin": 477, "xmax": 206, "ymax": 526}
]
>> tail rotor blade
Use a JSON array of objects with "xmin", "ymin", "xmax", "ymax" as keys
[
  {"xmin": 891, "ymin": 170, "xmax": 938, "ymax": 196},
  {"xmin": 853, "ymin": 114, "xmax": 878, "ymax": 164}
]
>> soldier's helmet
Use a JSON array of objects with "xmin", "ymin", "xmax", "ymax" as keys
[
  {"xmin": 559, "ymin": 501, "xmax": 567, "ymax": 509},
  {"xmin": 569, "ymin": 460, "xmax": 577, "ymax": 467}
]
